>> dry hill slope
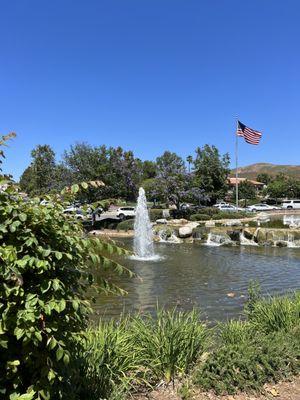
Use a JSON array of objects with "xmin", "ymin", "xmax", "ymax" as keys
[{"xmin": 231, "ymin": 163, "xmax": 300, "ymax": 180}]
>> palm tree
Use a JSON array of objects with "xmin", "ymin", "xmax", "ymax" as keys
[{"xmin": 186, "ymin": 155, "xmax": 193, "ymax": 173}]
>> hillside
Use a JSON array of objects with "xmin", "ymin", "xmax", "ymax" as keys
[{"xmin": 231, "ymin": 163, "xmax": 300, "ymax": 180}]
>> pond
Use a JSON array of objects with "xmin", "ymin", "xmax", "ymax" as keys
[{"xmin": 93, "ymin": 239, "xmax": 300, "ymax": 323}]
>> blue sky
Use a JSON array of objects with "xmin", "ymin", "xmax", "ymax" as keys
[{"xmin": 1, "ymin": 0, "xmax": 300, "ymax": 180}]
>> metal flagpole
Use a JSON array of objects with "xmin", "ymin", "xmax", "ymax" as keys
[{"xmin": 235, "ymin": 118, "xmax": 239, "ymax": 210}]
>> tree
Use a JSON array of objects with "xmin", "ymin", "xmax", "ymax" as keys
[
  {"xmin": 193, "ymin": 145, "xmax": 230, "ymax": 203},
  {"xmin": 19, "ymin": 145, "xmax": 57, "ymax": 195},
  {"xmin": 257, "ymin": 173, "xmax": 272, "ymax": 185},
  {"xmin": 154, "ymin": 151, "xmax": 187, "ymax": 208},
  {"xmin": 186, "ymin": 155, "xmax": 193, "ymax": 173},
  {"xmin": 63, "ymin": 143, "xmax": 143, "ymax": 202},
  {"xmin": 233, "ymin": 180, "xmax": 256, "ymax": 207},
  {"xmin": 266, "ymin": 174, "xmax": 300, "ymax": 199},
  {"xmin": 141, "ymin": 160, "xmax": 157, "ymax": 180},
  {"xmin": 19, "ymin": 166, "xmax": 35, "ymax": 193}
]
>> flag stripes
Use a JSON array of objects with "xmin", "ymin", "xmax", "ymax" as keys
[{"xmin": 236, "ymin": 121, "xmax": 262, "ymax": 145}]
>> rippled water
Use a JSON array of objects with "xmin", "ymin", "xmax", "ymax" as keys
[{"xmin": 93, "ymin": 240, "xmax": 300, "ymax": 323}]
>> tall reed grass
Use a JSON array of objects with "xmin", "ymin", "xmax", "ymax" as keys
[{"xmin": 71, "ymin": 290, "xmax": 300, "ymax": 399}]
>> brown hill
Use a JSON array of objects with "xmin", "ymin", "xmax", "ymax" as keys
[{"xmin": 231, "ymin": 163, "xmax": 300, "ymax": 180}]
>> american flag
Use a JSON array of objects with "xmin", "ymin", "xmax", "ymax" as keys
[{"xmin": 236, "ymin": 121, "xmax": 262, "ymax": 145}]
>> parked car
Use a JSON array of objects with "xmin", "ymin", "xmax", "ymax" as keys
[
  {"xmin": 218, "ymin": 204, "xmax": 244, "ymax": 212},
  {"xmin": 282, "ymin": 200, "xmax": 300, "ymax": 210},
  {"xmin": 116, "ymin": 207, "xmax": 136, "ymax": 220},
  {"xmin": 247, "ymin": 204, "xmax": 281, "ymax": 212},
  {"xmin": 63, "ymin": 206, "xmax": 86, "ymax": 220},
  {"xmin": 213, "ymin": 202, "xmax": 230, "ymax": 208},
  {"xmin": 180, "ymin": 203, "xmax": 206, "ymax": 212}
]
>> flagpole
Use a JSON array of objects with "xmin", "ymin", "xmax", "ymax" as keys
[{"xmin": 235, "ymin": 117, "xmax": 239, "ymax": 210}]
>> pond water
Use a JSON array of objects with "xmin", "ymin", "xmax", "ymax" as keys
[{"xmin": 93, "ymin": 240, "xmax": 300, "ymax": 323}]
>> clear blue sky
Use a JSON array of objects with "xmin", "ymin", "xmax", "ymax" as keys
[{"xmin": 1, "ymin": 0, "xmax": 300, "ymax": 180}]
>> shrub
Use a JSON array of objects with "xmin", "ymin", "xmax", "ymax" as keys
[
  {"xmin": 149, "ymin": 209, "xmax": 164, "ymax": 221},
  {"xmin": 261, "ymin": 220, "xmax": 286, "ymax": 229},
  {"xmin": 194, "ymin": 290, "xmax": 300, "ymax": 395},
  {"xmin": 200, "ymin": 207, "xmax": 220, "ymax": 216},
  {"xmin": 117, "ymin": 219, "xmax": 135, "ymax": 231},
  {"xmin": 190, "ymin": 214, "xmax": 210, "ymax": 221},
  {"xmin": 129, "ymin": 308, "xmax": 208, "ymax": 383},
  {"xmin": 0, "ymin": 185, "xmax": 131, "ymax": 399},
  {"xmin": 248, "ymin": 220, "xmax": 257, "ymax": 227},
  {"xmin": 246, "ymin": 294, "xmax": 300, "ymax": 334},
  {"xmin": 74, "ymin": 319, "xmax": 141, "ymax": 400},
  {"xmin": 194, "ymin": 329, "xmax": 300, "ymax": 394},
  {"xmin": 214, "ymin": 211, "xmax": 246, "ymax": 220}
]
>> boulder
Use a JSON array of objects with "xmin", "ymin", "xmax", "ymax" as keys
[
  {"xmin": 275, "ymin": 240, "xmax": 288, "ymax": 247},
  {"xmin": 192, "ymin": 226, "xmax": 209, "ymax": 239},
  {"xmin": 227, "ymin": 229, "xmax": 241, "ymax": 242},
  {"xmin": 178, "ymin": 226, "xmax": 193, "ymax": 238}
]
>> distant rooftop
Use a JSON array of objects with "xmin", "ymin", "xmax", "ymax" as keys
[{"xmin": 228, "ymin": 177, "xmax": 265, "ymax": 186}]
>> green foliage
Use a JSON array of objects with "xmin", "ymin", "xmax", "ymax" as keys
[
  {"xmin": 213, "ymin": 211, "xmax": 247, "ymax": 220},
  {"xmin": 74, "ymin": 319, "xmax": 141, "ymax": 400},
  {"xmin": 265, "ymin": 173, "xmax": 300, "ymax": 199},
  {"xmin": 247, "ymin": 293, "xmax": 300, "ymax": 334},
  {"xmin": 129, "ymin": 308, "xmax": 209, "ymax": 384},
  {"xmin": 194, "ymin": 329, "xmax": 300, "ymax": 394},
  {"xmin": 117, "ymin": 219, "xmax": 135, "ymax": 231},
  {"xmin": 233, "ymin": 180, "xmax": 256, "ymax": 206},
  {"xmin": 193, "ymin": 291, "xmax": 300, "ymax": 395},
  {"xmin": 198, "ymin": 207, "xmax": 220, "ymax": 216},
  {"xmin": 193, "ymin": 145, "xmax": 230, "ymax": 202},
  {"xmin": 257, "ymin": 173, "xmax": 272, "ymax": 185},
  {"xmin": 189, "ymin": 214, "xmax": 210, "ymax": 221},
  {"xmin": 0, "ymin": 183, "xmax": 131, "ymax": 399},
  {"xmin": 149, "ymin": 208, "xmax": 164, "ymax": 221},
  {"xmin": 19, "ymin": 145, "xmax": 57, "ymax": 195},
  {"xmin": 247, "ymin": 219, "xmax": 286, "ymax": 229}
]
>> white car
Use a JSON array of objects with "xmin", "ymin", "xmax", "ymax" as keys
[
  {"xmin": 63, "ymin": 206, "xmax": 86, "ymax": 220},
  {"xmin": 213, "ymin": 202, "xmax": 230, "ymax": 208},
  {"xmin": 247, "ymin": 204, "xmax": 280, "ymax": 212},
  {"xmin": 219, "ymin": 204, "xmax": 244, "ymax": 212},
  {"xmin": 282, "ymin": 200, "xmax": 300, "ymax": 210},
  {"xmin": 116, "ymin": 207, "xmax": 136, "ymax": 220}
]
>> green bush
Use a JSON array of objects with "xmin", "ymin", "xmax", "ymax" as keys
[
  {"xmin": 129, "ymin": 308, "xmax": 208, "ymax": 383},
  {"xmin": 247, "ymin": 293, "xmax": 300, "ymax": 334},
  {"xmin": 117, "ymin": 219, "xmax": 135, "ymax": 231},
  {"xmin": 149, "ymin": 209, "xmax": 164, "ymax": 221},
  {"xmin": 0, "ymin": 185, "xmax": 131, "ymax": 399},
  {"xmin": 214, "ymin": 211, "xmax": 247, "ymax": 220},
  {"xmin": 193, "ymin": 290, "xmax": 300, "ymax": 395},
  {"xmin": 247, "ymin": 220, "xmax": 258, "ymax": 227},
  {"xmin": 190, "ymin": 214, "xmax": 211, "ymax": 221},
  {"xmin": 194, "ymin": 329, "xmax": 300, "ymax": 394},
  {"xmin": 74, "ymin": 319, "xmax": 140, "ymax": 400},
  {"xmin": 199, "ymin": 207, "xmax": 220, "ymax": 216}
]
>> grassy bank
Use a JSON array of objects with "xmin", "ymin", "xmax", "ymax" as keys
[{"xmin": 71, "ymin": 287, "xmax": 300, "ymax": 399}]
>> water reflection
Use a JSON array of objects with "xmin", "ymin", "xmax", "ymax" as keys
[{"xmin": 92, "ymin": 240, "xmax": 300, "ymax": 323}]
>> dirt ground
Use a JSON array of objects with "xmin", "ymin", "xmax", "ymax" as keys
[{"xmin": 134, "ymin": 376, "xmax": 300, "ymax": 400}]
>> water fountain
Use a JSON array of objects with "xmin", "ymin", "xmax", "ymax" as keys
[
  {"xmin": 205, "ymin": 232, "xmax": 233, "ymax": 246},
  {"xmin": 239, "ymin": 231, "xmax": 258, "ymax": 246},
  {"xmin": 132, "ymin": 187, "xmax": 159, "ymax": 260}
]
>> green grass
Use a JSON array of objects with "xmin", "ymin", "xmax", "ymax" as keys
[
  {"xmin": 248, "ymin": 219, "xmax": 286, "ymax": 229},
  {"xmin": 70, "ymin": 290, "xmax": 300, "ymax": 399},
  {"xmin": 129, "ymin": 308, "xmax": 209, "ymax": 383}
]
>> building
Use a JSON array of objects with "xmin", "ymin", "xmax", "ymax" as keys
[{"xmin": 227, "ymin": 177, "xmax": 265, "ymax": 195}]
